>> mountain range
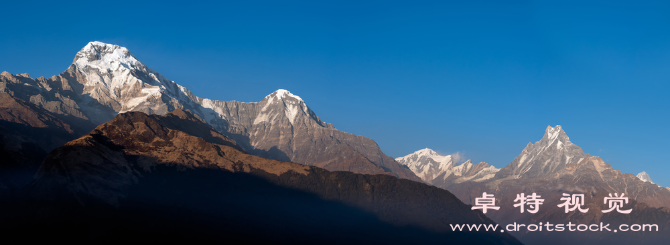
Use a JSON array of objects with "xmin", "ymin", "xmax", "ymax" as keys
[
  {"xmin": 0, "ymin": 41, "xmax": 418, "ymax": 183},
  {"xmin": 395, "ymin": 148, "xmax": 500, "ymax": 185},
  {"xmin": 0, "ymin": 41, "xmax": 524, "ymax": 244},
  {"xmin": 2, "ymin": 41, "xmax": 669, "ymax": 244}
]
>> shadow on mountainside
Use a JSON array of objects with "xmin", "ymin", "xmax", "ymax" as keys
[
  {"xmin": 0, "ymin": 162, "xmax": 519, "ymax": 245},
  {"xmin": 0, "ymin": 121, "xmax": 75, "ymax": 189},
  {"xmin": 2, "ymin": 108, "xmax": 522, "ymax": 244}
]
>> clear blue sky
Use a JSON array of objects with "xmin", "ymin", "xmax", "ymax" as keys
[{"xmin": 2, "ymin": 1, "xmax": 669, "ymax": 186}]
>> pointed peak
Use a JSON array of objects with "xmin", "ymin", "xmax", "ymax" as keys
[
  {"xmin": 543, "ymin": 125, "xmax": 568, "ymax": 141},
  {"xmin": 265, "ymin": 89, "xmax": 303, "ymax": 102},
  {"xmin": 637, "ymin": 171, "xmax": 654, "ymax": 184}
]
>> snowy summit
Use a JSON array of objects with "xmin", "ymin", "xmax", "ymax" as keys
[
  {"xmin": 636, "ymin": 171, "xmax": 655, "ymax": 184},
  {"xmin": 395, "ymin": 148, "xmax": 454, "ymax": 181},
  {"xmin": 74, "ymin": 41, "xmax": 142, "ymax": 71},
  {"xmin": 396, "ymin": 148, "xmax": 499, "ymax": 183},
  {"xmin": 267, "ymin": 89, "xmax": 303, "ymax": 101}
]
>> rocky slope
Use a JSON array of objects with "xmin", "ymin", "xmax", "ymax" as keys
[
  {"xmin": 0, "ymin": 41, "xmax": 419, "ymax": 181},
  {"xmin": 12, "ymin": 110, "xmax": 520, "ymax": 244}
]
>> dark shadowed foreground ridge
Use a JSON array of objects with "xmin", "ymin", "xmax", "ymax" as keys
[{"xmin": 0, "ymin": 110, "xmax": 521, "ymax": 244}]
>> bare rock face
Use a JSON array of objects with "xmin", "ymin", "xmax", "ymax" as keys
[
  {"xmin": 0, "ymin": 93, "xmax": 73, "ymax": 135},
  {"xmin": 0, "ymin": 41, "xmax": 419, "ymax": 182},
  {"xmin": 25, "ymin": 110, "xmax": 520, "ymax": 244},
  {"xmin": 0, "ymin": 70, "xmax": 92, "ymax": 129}
]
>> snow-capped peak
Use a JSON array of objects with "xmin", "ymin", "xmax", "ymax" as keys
[
  {"xmin": 396, "ymin": 148, "xmax": 501, "ymax": 183},
  {"xmin": 256, "ymin": 89, "xmax": 313, "ymax": 125},
  {"xmin": 500, "ymin": 125, "xmax": 588, "ymax": 179},
  {"xmin": 264, "ymin": 89, "xmax": 303, "ymax": 102},
  {"xmin": 66, "ymin": 41, "xmax": 186, "ymax": 119},
  {"xmin": 637, "ymin": 171, "xmax": 655, "ymax": 184},
  {"xmin": 545, "ymin": 125, "xmax": 565, "ymax": 140},
  {"xmin": 415, "ymin": 148, "xmax": 438, "ymax": 156},
  {"xmin": 395, "ymin": 148, "xmax": 453, "ymax": 181},
  {"xmin": 541, "ymin": 125, "xmax": 574, "ymax": 150},
  {"xmin": 396, "ymin": 148, "xmax": 447, "ymax": 164},
  {"xmin": 74, "ymin": 41, "xmax": 141, "ymax": 70}
]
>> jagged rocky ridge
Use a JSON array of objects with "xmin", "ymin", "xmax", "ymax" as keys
[
  {"xmin": 0, "ymin": 41, "xmax": 419, "ymax": 181},
  {"xmin": 11, "ymin": 110, "xmax": 520, "ymax": 244}
]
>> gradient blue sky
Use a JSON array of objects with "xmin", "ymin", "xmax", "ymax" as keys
[{"xmin": 2, "ymin": 1, "xmax": 669, "ymax": 186}]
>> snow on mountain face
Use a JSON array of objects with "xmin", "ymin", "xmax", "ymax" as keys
[
  {"xmin": 67, "ymin": 41, "xmax": 191, "ymax": 123},
  {"xmin": 496, "ymin": 125, "xmax": 589, "ymax": 179},
  {"xmin": 449, "ymin": 160, "xmax": 500, "ymax": 183},
  {"xmin": 255, "ymin": 89, "xmax": 316, "ymax": 125},
  {"xmin": 71, "ymin": 42, "xmax": 328, "ymax": 153},
  {"xmin": 70, "ymin": 42, "xmax": 325, "ymax": 130},
  {"xmin": 636, "ymin": 171, "xmax": 655, "ymax": 184},
  {"xmin": 396, "ymin": 148, "xmax": 499, "ymax": 183},
  {"xmin": 74, "ymin": 42, "xmax": 150, "ymax": 90},
  {"xmin": 74, "ymin": 42, "xmax": 140, "ymax": 76},
  {"xmin": 396, "ymin": 148, "xmax": 453, "ymax": 181},
  {"xmin": 272, "ymin": 89, "xmax": 303, "ymax": 101},
  {"xmin": 2, "ymin": 41, "xmax": 420, "ymax": 181}
]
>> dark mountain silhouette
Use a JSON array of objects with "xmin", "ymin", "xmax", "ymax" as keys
[{"xmin": 0, "ymin": 93, "xmax": 86, "ymax": 188}]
